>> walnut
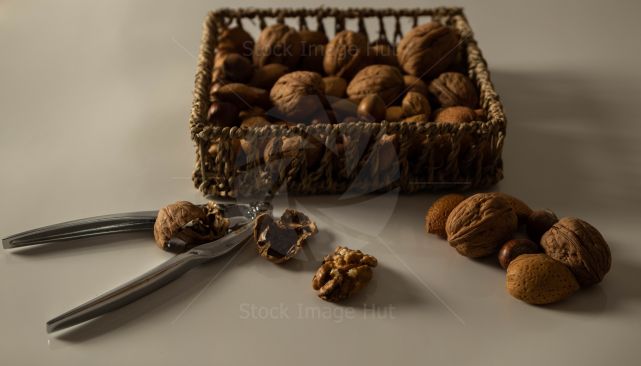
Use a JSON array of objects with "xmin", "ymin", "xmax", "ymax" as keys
[
  {"xmin": 298, "ymin": 30, "xmax": 328, "ymax": 73},
  {"xmin": 253, "ymin": 209, "xmax": 318, "ymax": 263},
  {"xmin": 346, "ymin": 64, "xmax": 404, "ymax": 105},
  {"xmin": 540, "ymin": 217, "xmax": 611, "ymax": 287},
  {"xmin": 357, "ymin": 94, "xmax": 386, "ymax": 122},
  {"xmin": 217, "ymin": 27, "xmax": 254, "ymax": 57},
  {"xmin": 153, "ymin": 201, "xmax": 229, "ymax": 253},
  {"xmin": 270, "ymin": 71, "xmax": 326, "ymax": 120},
  {"xmin": 370, "ymin": 39, "xmax": 398, "ymax": 67},
  {"xmin": 249, "ymin": 63, "xmax": 289, "ymax": 90},
  {"xmin": 445, "ymin": 193, "xmax": 518, "ymax": 258},
  {"xmin": 212, "ymin": 52, "xmax": 253, "ymax": 83},
  {"xmin": 402, "ymin": 91, "xmax": 431, "ymax": 117},
  {"xmin": 253, "ymin": 24, "xmax": 302, "ymax": 68},
  {"xmin": 506, "ymin": 254, "xmax": 579, "ymax": 305},
  {"xmin": 397, "ymin": 22, "xmax": 460, "ymax": 78},
  {"xmin": 211, "ymin": 83, "xmax": 271, "ymax": 110},
  {"xmin": 323, "ymin": 31, "xmax": 369, "ymax": 78},
  {"xmin": 403, "ymin": 75, "xmax": 428, "ymax": 96},
  {"xmin": 312, "ymin": 246, "xmax": 378, "ymax": 302},
  {"xmin": 428, "ymin": 72, "xmax": 478, "ymax": 108},
  {"xmin": 434, "ymin": 106, "xmax": 483, "ymax": 124},
  {"xmin": 487, "ymin": 192, "xmax": 533, "ymax": 225},
  {"xmin": 322, "ymin": 76, "xmax": 347, "ymax": 98}
]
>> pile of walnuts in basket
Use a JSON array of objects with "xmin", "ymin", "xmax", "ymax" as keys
[
  {"xmin": 425, "ymin": 192, "xmax": 612, "ymax": 305},
  {"xmin": 207, "ymin": 21, "xmax": 485, "ymax": 166}
]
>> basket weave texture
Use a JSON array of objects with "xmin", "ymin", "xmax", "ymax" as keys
[{"xmin": 190, "ymin": 7, "xmax": 506, "ymax": 199}]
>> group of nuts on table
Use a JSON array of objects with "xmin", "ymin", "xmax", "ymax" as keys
[
  {"xmin": 426, "ymin": 192, "xmax": 611, "ymax": 305},
  {"xmin": 207, "ymin": 20, "xmax": 484, "ymax": 166}
]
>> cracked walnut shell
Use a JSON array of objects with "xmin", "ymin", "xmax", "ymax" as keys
[
  {"xmin": 445, "ymin": 193, "xmax": 518, "ymax": 258},
  {"xmin": 397, "ymin": 22, "xmax": 460, "ymax": 78},
  {"xmin": 312, "ymin": 246, "xmax": 378, "ymax": 302},
  {"xmin": 346, "ymin": 64, "xmax": 404, "ymax": 105},
  {"xmin": 253, "ymin": 209, "xmax": 318, "ymax": 263},
  {"xmin": 540, "ymin": 217, "xmax": 611, "ymax": 287}
]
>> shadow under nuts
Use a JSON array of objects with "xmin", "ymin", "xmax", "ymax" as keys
[
  {"xmin": 347, "ymin": 64, "xmax": 404, "ymax": 105},
  {"xmin": 445, "ymin": 193, "xmax": 518, "ymax": 258},
  {"xmin": 323, "ymin": 30, "xmax": 369, "ymax": 78},
  {"xmin": 270, "ymin": 71, "xmax": 326, "ymax": 120},
  {"xmin": 312, "ymin": 246, "xmax": 378, "ymax": 302},
  {"xmin": 540, "ymin": 217, "xmax": 611, "ymax": 287},
  {"xmin": 253, "ymin": 24, "xmax": 302, "ymax": 68},
  {"xmin": 253, "ymin": 209, "xmax": 318, "ymax": 264},
  {"xmin": 397, "ymin": 22, "xmax": 460, "ymax": 78},
  {"xmin": 429, "ymin": 72, "xmax": 478, "ymax": 108}
]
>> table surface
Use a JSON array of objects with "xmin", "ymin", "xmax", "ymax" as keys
[{"xmin": 2, "ymin": 1, "xmax": 641, "ymax": 365}]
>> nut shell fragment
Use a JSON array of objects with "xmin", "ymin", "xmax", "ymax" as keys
[
  {"xmin": 312, "ymin": 246, "xmax": 378, "ymax": 302},
  {"xmin": 253, "ymin": 209, "xmax": 318, "ymax": 263}
]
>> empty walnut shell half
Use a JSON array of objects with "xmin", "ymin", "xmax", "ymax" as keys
[
  {"xmin": 253, "ymin": 24, "xmax": 302, "ymax": 68},
  {"xmin": 153, "ymin": 201, "xmax": 229, "ymax": 253},
  {"xmin": 397, "ymin": 22, "xmax": 460, "ymax": 78},
  {"xmin": 253, "ymin": 209, "xmax": 318, "ymax": 263},
  {"xmin": 540, "ymin": 217, "xmax": 611, "ymax": 287},
  {"xmin": 428, "ymin": 72, "xmax": 478, "ymax": 108},
  {"xmin": 312, "ymin": 246, "xmax": 378, "ymax": 302}
]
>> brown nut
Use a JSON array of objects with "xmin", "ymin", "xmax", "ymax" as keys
[
  {"xmin": 213, "ymin": 52, "xmax": 253, "ymax": 83},
  {"xmin": 312, "ymin": 246, "xmax": 378, "ymax": 302},
  {"xmin": 506, "ymin": 253, "xmax": 580, "ymax": 305},
  {"xmin": 323, "ymin": 31, "xmax": 369, "ymax": 78},
  {"xmin": 270, "ymin": 71, "xmax": 326, "ymax": 120},
  {"xmin": 526, "ymin": 210, "xmax": 559, "ymax": 242},
  {"xmin": 540, "ymin": 217, "xmax": 611, "ymax": 287},
  {"xmin": 487, "ymin": 192, "xmax": 533, "ymax": 225},
  {"xmin": 239, "ymin": 107, "xmax": 266, "ymax": 120},
  {"xmin": 217, "ymin": 27, "xmax": 254, "ymax": 57},
  {"xmin": 346, "ymin": 64, "xmax": 404, "ymax": 105},
  {"xmin": 263, "ymin": 135, "xmax": 324, "ymax": 168},
  {"xmin": 498, "ymin": 238, "xmax": 541, "ymax": 270},
  {"xmin": 330, "ymin": 97, "xmax": 358, "ymax": 122},
  {"xmin": 402, "ymin": 91, "xmax": 431, "ymax": 117},
  {"xmin": 397, "ymin": 22, "xmax": 460, "ymax": 78},
  {"xmin": 445, "ymin": 193, "xmax": 518, "ymax": 258},
  {"xmin": 153, "ymin": 201, "xmax": 229, "ymax": 253},
  {"xmin": 428, "ymin": 72, "xmax": 478, "ymax": 108},
  {"xmin": 357, "ymin": 94, "xmax": 386, "ymax": 122},
  {"xmin": 253, "ymin": 24, "xmax": 302, "ymax": 68},
  {"xmin": 211, "ymin": 83, "xmax": 270, "ymax": 110},
  {"xmin": 369, "ymin": 39, "xmax": 398, "ymax": 67},
  {"xmin": 403, "ymin": 75, "xmax": 428, "ymax": 97},
  {"xmin": 323, "ymin": 76, "xmax": 347, "ymax": 98},
  {"xmin": 385, "ymin": 106, "xmax": 404, "ymax": 122},
  {"xmin": 425, "ymin": 194, "xmax": 466, "ymax": 238},
  {"xmin": 253, "ymin": 209, "xmax": 318, "ymax": 263},
  {"xmin": 206, "ymin": 101, "xmax": 240, "ymax": 127},
  {"xmin": 434, "ymin": 106, "xmax": 479, "ymax": 124},
  {"xmin": 298, "ymin": 30, "xmax": 328, "ymax": 73},
  {"xmin": 249, "ymin": 63, "xmax": 289, "ymax": 90},
  {"xmin": 402, "ymin": 114, "xmax": 430, "ymax": 123}
]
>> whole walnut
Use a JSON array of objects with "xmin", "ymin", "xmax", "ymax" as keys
[
  {"xmin": 312, "ymin": 246, "xmax": 378, "ymax": 302},
  {"xmin": 434, "ymin": 106, "xmax": 483, "ymax": 124},
  {"xmin": 211, "ymin": 83, "xmax": 271, "ymax": 110},
  {"xmin": 429, "ymin": 72, "xmax": 478, "ymax": 108},
  {"xmin": 217, "ymin": 27, "xmax": 254, "ymax": 57},
  {"xmin": 253, "ymin": 24, "xmax": 302, "ymax": 68},
  {"xmin": 323, "ymin": 31, "xmax": 369, "ymax": 78},
  {"xmin": 253, "ymin": 209, "xmax": 318, "ymax": 263},
  {"xmin": 249, "ymin": 63, "xmax": 289, "ymax": 90},
  {"xmin": 346, "ymin": 64, "xmax": 404, "ymax": 105},
  {"xmin": 445, "ymin": 193, "xmax": 518, "ymax": 258},
  {"xmin": 298, "ymin": 30, "xmax": 328, "ymax": 73},
  {"xmin": 212, "ymin": 52, "xmax": 253, "ymax": 83},
  {"xmin": 397, "ymin": 22, "xmax": 460, "ymax": 78},
  {"xmin": 540, "ymin": 217, "xmax": 611, "ymax": 287},
  {"xmin": 153, "ymin": 201, "xmax": 229, "ymax": 253},
  {"xmin": 270, "ymin": 71, "xmax": 326, "ymax": 120},
  {"xmin": 487, "ymin": 192, "xmax": 533, "ymax": 225}
]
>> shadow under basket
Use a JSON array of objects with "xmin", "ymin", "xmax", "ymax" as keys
[{"xmin": 189, "ymin": 7, "xmax": 506, "ymax": 199}]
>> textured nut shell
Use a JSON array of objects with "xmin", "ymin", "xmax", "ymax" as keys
[
  {"xmin": 217, "ymin": 27, "xmax": 254, "ymax": 57},
  {"xmin": 253, "ymin": 209, "xmax": 318, "ymax": 263},
  {"xmin": 357, "ymin": 94, "xmax": 386, "ymax": 121},
  {"xmin": 346, "ymin": 65, "xmax": 404, "ymax": 105},
  {"xmin": 434, "ymin": 106, "xmax": 478, "ymax": 124},
  {"xmin": 488, "ymin": 192, "xmax": 533, "ymax": 225},
  {"xmin": 402, "ymin": 114, "xmax": 430, "ymax": 123},
  {"xmin": 402, "ymin": 92, "xmax": 431, "ymax": 117},
  {"xmin": 506, "ymin": 254, "xmax": 580, "ymax": 305},
  {"xmin": 312, "ymin": 246, "xmax": 378, "ymax": 302},
  {"xmin": 397, "ymin": 22, "xmax": 460, "ymax": 77},
  {"xmin": 154, "ymin": 201, "xmax": 207, "ymax": 249},
  {"xmin": 249, "ymin": 63, "xmax": 289, "ymax": 89},
  {"xmin": 323, "ymin": 31, "xmax": 369, "ymax": 78},
  {"xmin": 540, "ymin": 217, "xmax": 611, "ymax": 287},
  {"xmin": 270, "ymin": 71, "xmax": 325, "ymax": 119},
  {"xmin": 428, "ymin": 72, "xmax": 478, "ymax": 108},
  {"xmin": 445, "ymin": 193, "xmax": 518, "ymax": 258},
  {"xmin": 323, "ymin": 76, "xmax": 347, "ymax": 98},
  {"xmin": 425, "ymin": 194, "xmax": 466, "ymax": 238},
  {"xmin": 253, "ymin": 24, "xmax": 302, "ymax": 68}
]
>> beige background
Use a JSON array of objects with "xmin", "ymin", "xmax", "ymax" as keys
[{"xmin": 1, "ymin": 0, "xmax": 641, "ymax": 365}]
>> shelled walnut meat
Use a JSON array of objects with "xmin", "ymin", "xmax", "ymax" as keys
[
  {"xmin": 312, "ymin": 246, "xmax": 378, "ymax": 302},
  {"xmin": 253, "ymin": 24, "xmax": 302, "ymax": 68},
  {"xmin": 253, "ymin": 209, "xmax": 318, "ymax": 263},
  {"xmin": 154, "ymin": 201, "xmax": 229, "ymax": 253},
  {"xmin": 347, "ymin": 64, "xmax": 404, "ymax": 105},
  {"xmin": 397, "ymin": 22, "xmax": 460, "ymax": 78}
]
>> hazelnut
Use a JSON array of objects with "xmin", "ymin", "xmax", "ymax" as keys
[
  {"xmin": 324, "ymin": 30, "xmax": 370, "ymax": 78},
  {"xmin": 397, "ymin": 22, "xmax": 460, "ymax": 78},
  {"xmin": 506, "ymin": 254, "xmax": 580, "ymax": 305},
  {"xmin": 357, "ymin": 94, "xmax": 386, "ymax": 122},
  {"xmin": 323, "ymin": 76, "xmax": 347, "ymax": 98},
  {"xmin": 206, "ymin": 101, "xmax": 239, "ymax": 127},
  {"xmin": 217, "ymin": 27, "xmax": 254, "ymax": 57},
  {"xmin": 428, "ymin": 72, "xmax": 478, "ymax": 108},
  {"xmin": 346, "ymin": 64, "xmax": 404, "ymax": 105},
  {"xmin": 253, "ymin": 24, "xmax": 302, "ymax": 68},
  {"xmin": 403, "ymin": 75, "xmax": 428, "ymax": 96},
  {"xmin": 526, "ymin": 209, "xmax": 559, "ymax": 242},
  {"xmin": 498, "ymin": 239, "xmax": 541, "ymax": 270},
  {"xmin": 312, "ymin": 246, "xmax": 378, "ymax": 302},
  {"xmin": 249, "ymin": 63, "xmax": 289, "ymax": 90},
  {"xmin": 402, "ymin": 91, "xmax": 431, "ymax": 117},
  {"xmin": 425, "ymin": 194, "xmax": 466, "ymax": 238},
  {"xmin": 385, "ymin": 106, "xmax": 404, "ymax": 122},
  {"xmin": 253, "ymin": 209, "xmax": 318, "ymax": 263}
]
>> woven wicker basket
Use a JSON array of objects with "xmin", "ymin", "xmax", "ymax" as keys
[{"xmin": 190, "ymin": 7, "xmax": 506, "ymax": 199}]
